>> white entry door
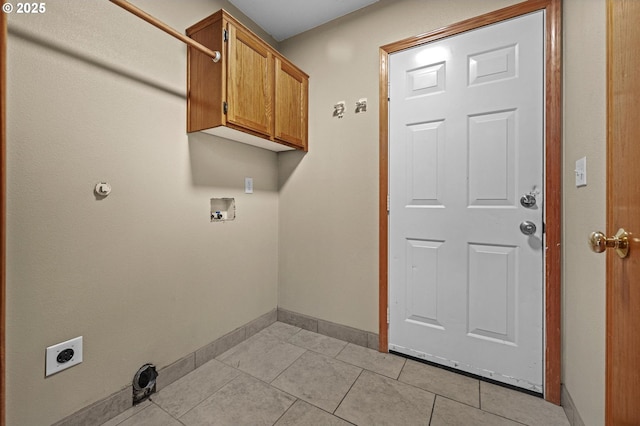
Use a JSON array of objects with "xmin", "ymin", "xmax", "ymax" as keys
[{"xmin": 388, "ymin": 11, "xmax": 545, "ymax": 393}]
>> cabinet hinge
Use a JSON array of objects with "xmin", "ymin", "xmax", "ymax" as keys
[
  {"xmin": 223, "ymin": 101, "xmax": 228, "ymax": 114},
  {"xmin": 223, "ymin": 29, "xmax": 228, "ymax": 42}
]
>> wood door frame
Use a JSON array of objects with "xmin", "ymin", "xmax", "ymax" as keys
[
  {"xmin": 1, "ymin": 9, "xmax": 7, "ymax": 426},
  {"xmin": 378, "ymin": 0, "xmax": 562, "ymax": 404}
]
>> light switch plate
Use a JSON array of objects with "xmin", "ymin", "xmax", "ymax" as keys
[
  {"xmin": 575, "ymin": 157, "xmax": 587, "ymax": 187},
  {"xmin": 245, "ymin": 177, "xmax": 253, "ymax": 194}
]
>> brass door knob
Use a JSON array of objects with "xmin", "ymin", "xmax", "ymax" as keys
[{"xmin": 589, "ymin": 228, "xmax": 629, "ymax": 258}]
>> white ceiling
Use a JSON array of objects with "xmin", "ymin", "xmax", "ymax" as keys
[{"xmin": 228, "ymin": 0, "xmax": 380, "ymax": 41}]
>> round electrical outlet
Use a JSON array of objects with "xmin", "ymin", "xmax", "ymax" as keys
[{"xmin": 56, "ymin": 348, "xmax": 75, "ymax": 364}]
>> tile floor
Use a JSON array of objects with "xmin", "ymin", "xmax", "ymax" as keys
[{"xmin": 101, "ymin": 322, "xmax": 570, "ymax": 426}]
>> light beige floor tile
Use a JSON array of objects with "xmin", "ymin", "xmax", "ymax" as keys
[
  {"xmin": 100, "ymin": 400, "xmax": 153, "ymax": 426},
  {"xmin": 481, "ymin": 382, "xmax": 570, "ymax": 426},
  {"xmin": 114, "ymin": 403, "xmax": 182, "ymax": 426},
  {"xmin": 260, "ymin": 321, "xmax": 302, "ymax": 341},
  {"xmin": 431, "ymin": 396, "xmax": 521, "ymax": 426},
  {"xmin": 335, "ymin": 369, "xmax": 435, "ymax": 425},
  {"xmin": 287, "ymin": 328, "xmax": 348, "ymax": 357},
  {"xmin": 152, "ymin": 359, "xmax": 240, "ymax": 418},
  {"xmin": 398, "ymin": 359, "xmax": 480, "ymax": 407},
  {"xmin": 271, "ymin": 351, "xmax": 362, "ymax": 412},
  {"xmin": 216, "ymin": 332, "xmax": 306, "ymax": 382},
  {"xmin": 275, "ymin": 400, "xmax": 352, "ymax": 426},
  {"xmin": 336, "ymin": 343, "xmax": 406, "ymax": 379},
  {"xmin": 180, "ymin": 374, "xmax": 295, "ymax": 426}
]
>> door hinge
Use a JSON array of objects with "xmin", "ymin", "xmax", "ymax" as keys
[
  {"xmin": 387, "ymin": 194, "xmax": 390, "ymax": 213},
  {"xmin": 223, "ymin": 101, "xmax": 228, "ymax": 114},
  {"xmin": 223, "ymin": 28, "xmax": 228, "ymax": 42},
  {"xmin": 387, "ymin": 307, "xmax": 390, "ymax": 324}
]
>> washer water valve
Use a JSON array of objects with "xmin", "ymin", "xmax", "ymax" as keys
[{"xmin": 95, "ymin": 182, "xmax": 112, "ymax": 196}]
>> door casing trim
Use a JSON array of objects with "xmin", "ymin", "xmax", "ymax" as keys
[
  {"xmin": 1, "ymin": 10, "xmax": 7, "ymax": 426},
  {"xmin": 378, "ymin": 0, "xmax": 562, "ymax": 404}
]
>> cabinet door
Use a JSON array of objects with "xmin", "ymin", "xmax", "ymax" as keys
[
  {"xmin": 274, "ymin": 57, "xmax": 308, "ymax": 150},
  {"xmin": 227, "ymin": 22, "xmax": 273, "ymax": 137},
  {"xmin": 187, "ymin": 17, "xmax": 225, "ymax": 133}
]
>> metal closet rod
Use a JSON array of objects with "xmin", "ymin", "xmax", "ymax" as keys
[{"xmin": 109, "ymin": 0, "xmax": 221, "ymax": 62}]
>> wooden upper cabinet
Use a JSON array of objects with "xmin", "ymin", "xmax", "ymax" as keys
[{"xmin": 186, "ymin": 10, "xmax": 309, "ymax": 152}]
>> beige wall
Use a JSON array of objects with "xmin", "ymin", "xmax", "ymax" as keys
[
  {"xmin": 6, "ymin": 0, "xmax": 609, "ymax": 424},
  {"xmin": 6, "ymin": 1, "xmax": 280, "ymax": 424},
  {"xmin": 277, "ymin": 0, "xmax": 521, "ymax": 333},
  {"xmin": 562, "ymin": 0, "xmax": 607, "ymax": 424}
]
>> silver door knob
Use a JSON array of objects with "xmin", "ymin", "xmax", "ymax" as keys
[
  {"xmin": 520, "ymin": 194, "xmax": 537, "ymax": 208},
  {"xmin": 520, "ymin": 221, "xmax": 537, "ymax": 235}
]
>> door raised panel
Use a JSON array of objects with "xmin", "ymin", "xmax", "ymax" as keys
[
  {"xmin": 468, "ymin": 110, "xmax": 516, "ymax": 206},
  {"xmin": 468, "ymin": 243, "xmax": 517, "ymax": 344},
  {"xmin": 406, "ymin": 121, "xmax": 445, "ymax": 207},
  {"xmin": 406, "ymin": 62, "xmax": 446, "ymax": 97},
  {"xmin": 405, "ymin": 239, "xmax": 444, "ymax": 329},
  {"xmin": 469, "ymin": 44, "xmax": 517, "ymax": 86}
]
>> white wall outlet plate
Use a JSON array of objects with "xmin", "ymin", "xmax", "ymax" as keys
[{"xmin": 46, "ymin": 336, "xmax": 83, "ymax": 377}]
